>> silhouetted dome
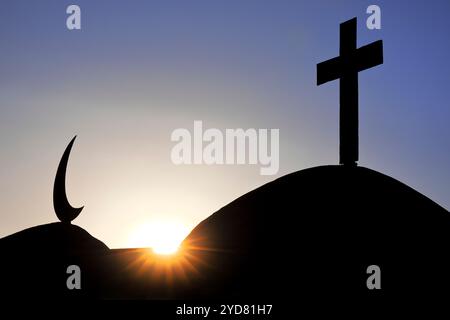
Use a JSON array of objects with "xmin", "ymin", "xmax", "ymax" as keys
[
  {"xmin": 0, "ymin": 222, "xmax": 109, "ymax": 298},
  {"xmin": 0, "ymin": 222, "xmax": 108, "ymax": 255},
  {"xmin": 180, "ymin": 165, "xmax": 449, "ymax": 299}
]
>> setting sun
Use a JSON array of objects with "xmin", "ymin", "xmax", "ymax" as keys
[{"xmin": 128, "ymin": 220, "xmax": 191, "ymax": 255}]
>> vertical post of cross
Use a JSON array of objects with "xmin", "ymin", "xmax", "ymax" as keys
[{"xmin": 339, "ymin": 18, "xmax": 359, "ymax": 166}]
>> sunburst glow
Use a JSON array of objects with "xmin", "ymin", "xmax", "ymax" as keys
[{"xmin": 128, "ymin": 220, "xmax": 191, "ymax": 255}]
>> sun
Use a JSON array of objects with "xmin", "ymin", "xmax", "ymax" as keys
[{"xmin": 128, "ymin": 220, "xmax": 190, "ymax": 255}]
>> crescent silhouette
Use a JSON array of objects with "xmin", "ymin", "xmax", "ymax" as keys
[{"xmin": 53, "ymin": 136, "xmax": 84, "ymax": 223}]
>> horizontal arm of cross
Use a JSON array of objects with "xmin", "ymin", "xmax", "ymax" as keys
[
  {"xmin": 355, "ymin": 40, "xmax": 383, "ymax": 73},
  {"xmin": 317, "ymin": 56, "xmax": 341, "ymax": 85},
  {"xmin": 317, "ymin": 40, "xmax": 383, "ymax": 86}
]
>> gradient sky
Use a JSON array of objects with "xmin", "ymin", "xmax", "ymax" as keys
[{"xmin": 0, "ymin": 0, "xmax": 449, "ymax": 248}]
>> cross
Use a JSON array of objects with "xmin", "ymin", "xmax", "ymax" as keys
[{"xmin": 317, "ymin": 17, "xmax": 383, "ymax": 166}]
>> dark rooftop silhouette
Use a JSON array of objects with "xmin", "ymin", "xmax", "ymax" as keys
[
  {"xmin": 0, "ymin": 17, "xmax": 448, "ymax": 303},
  {"xmin": 179, "ymin": 165, "xmax": 450, "ymax": 299}
]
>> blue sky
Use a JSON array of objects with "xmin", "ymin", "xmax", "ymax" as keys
[{"xmin": 0, "ymin": 0, "xmax": 448, "ymax": 248}]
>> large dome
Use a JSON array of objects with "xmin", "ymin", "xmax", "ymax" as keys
[{"xmin": 179, "ymin": 165, "xmax": 450, "ymax": 299}]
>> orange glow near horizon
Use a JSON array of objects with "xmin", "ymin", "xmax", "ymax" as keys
[{"xmin": 127, "ymin": 220, "xmax": 191, "ymax": 255}]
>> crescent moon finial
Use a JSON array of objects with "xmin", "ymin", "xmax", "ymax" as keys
[{"xmin": 53, "ymin": 136, "xmax": 84, "ymax": 223}]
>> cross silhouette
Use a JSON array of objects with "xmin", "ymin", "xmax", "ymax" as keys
[{"xmin": 317, "ymin": 17, "xmax": 383, "ymax": 166}]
